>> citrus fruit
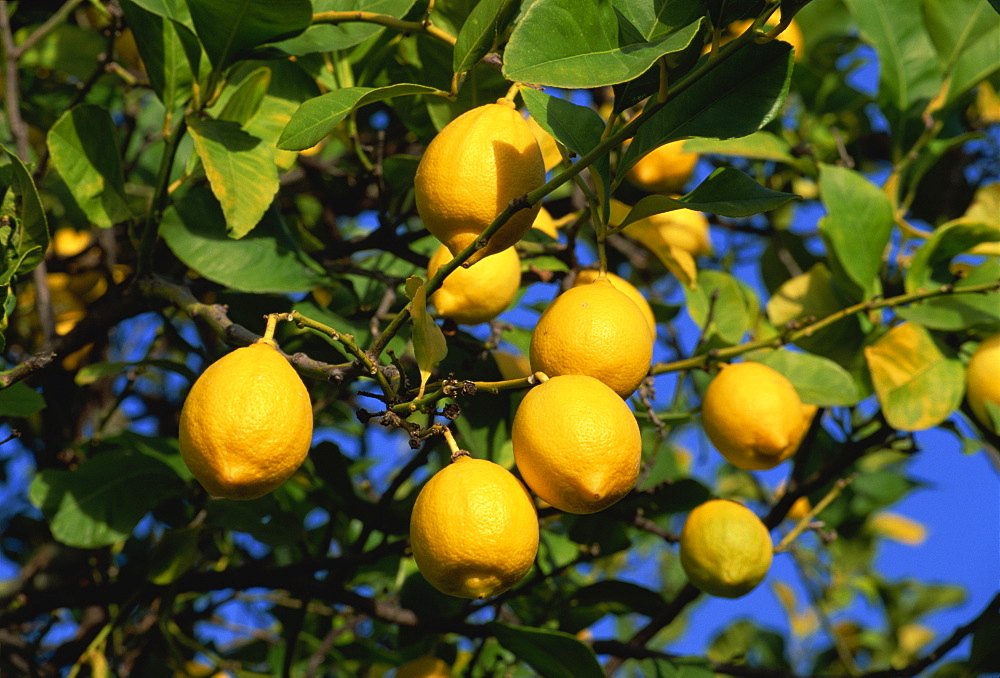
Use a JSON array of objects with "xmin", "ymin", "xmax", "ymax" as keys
[
  {"xmin": 179, "ymin": 340, "xmax": 313, "ymax": 500},
  {"xmin": 626, "ymin": 140, "xmax": 699, "ymax": 194},
  {"xmin": 573, "ymin": 269, "xmax": 656, "ymax": 340},
  {"xmin": 414, "ymin": 101, "xmax": 545, "ymax": 266},
  {"xmin": 492, "ymin": 350, "xmax": 532, "ymax": 380},
  {"xmin": 409, "ymin": 454, "xmax": 538, "ymax": 599},
  {"xmin": 532, "ymin": 206, "xmax": 559, "ymax": 239},
  {"xmin": 966, "ymin": 333, "xmax": 1000, "ymax": 433},
  {"xmin": 396, "ymin": 656, "xmax": 452, "ymax": 678},
  {"xmin": 426, "ymin": 243, "xmax": 521, "ymax": 325},
  {"xmin": 529, "ymin": 278, "xmax": 653, "ymax": 397},
  {"xmin": 611, "ymin": 199, "xmax": 712, "ymax": 258},
  {"xmin": 511, "ymin": 374, "xmax": 642, "ymax": 514},
  {"xmin": 701, "ymin": 361, "xmax": 812, "ymax": 471},
  {"xmin": 679, "ymin": 499, "xmax": 773, "ymax": 598}
]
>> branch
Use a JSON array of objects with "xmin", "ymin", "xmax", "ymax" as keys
[
  {"xmin": 0, "ymin": 352, "xmax": 56, "ymax": 388},
  {"xmin": 311, "ymin": 11, "xmax": 456, "ymax": 46},
  {"xmin": 650, "ymin": 281, "xmax": 1000, "ymax": 375}
]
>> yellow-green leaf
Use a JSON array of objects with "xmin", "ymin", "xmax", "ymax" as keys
[
  {"xmin": 869, "ymin": 511, "xmax": 928, "ymax": 546},
  {"xmin": 406, "ymin": 276, "xmax": 447, "ymax": 398},
  {"xmin": 864, "ymin": 322, "xmax": 964, "ymax": 431}
]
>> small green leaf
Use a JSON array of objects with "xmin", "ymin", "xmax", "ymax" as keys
[
  {"xmin": 620, "ymin": 40, "xmax": 794, "ymax": 174},
  {"xmin": 1, "ymin": 144, "xmax": 49, "ymax": 277},
  {"xmin": 186, "ymin": 0, "xmax": 311, "ymax": 70},
  {"xmin": 489, "ymin": 621, "xmax": 604, "ymax": 678},
  {"xmin": 148, "ymin": 526, "xmax": 202, "ymax": 584},
  {"xmin": 276, "ymin": 0, "xmax": 418, "ymax": 55},
  {"xmin": 905, "ymin": 219, "xmax": 1000, "ymax": 294},
  {"xmin": 120, "ymin": 0, "xmax": 197, "ymax": 110},
  {"xmin": 683, "ymin": 131, "xmax": 796, "ymax": 163},
  {"xmin": 160, "ymin": 186, "xmax": 328, "ymax": 293},
  {"xmin": 186, "ymin": 115, "xmax": 279, "ymax": 239},
  {"xmin": 864, "ymin": 322, "xmax": 964, "ymax": 431},
  {"xmin": 47, "ymin": 105, "xmax": 133, "ymax": 229},
  {"xmin": 922, "ymin": 0, "xmax": 999, "ymax": 105},
  {"xmin": 217, "ymin": 66, "xmax": 271, "ymax": 125},
  {"xmin": 898, "ymin": 257, "xmax": 1000, "ymax": 330},
  {"xmin": 74, "ymin": 359, "xmax": 198, "ymax": 386},
  {"xmin": 755, "ymin": 350, "xmax": 860, "ymax": 406},
  {"xmin": 278, "ymin": 84, "xmax": 438, "ymax": 151},
  {"xmin": 818, "ymin": 164, "xmax": 894, "ymax": 298},
  {"xmin": 406, "ymin": 276, "xmax": 448, "ymax": 399},
  {"xmin": 686, "ymin": 270, "xmax": 757, "ymax": 346},
  {"xmin": 570, "ymin": 580, "xmax": 667, "ymax": 618},
  {"xmin": 28, "ymin": 448, "xmax": 186, "ymax": 548},
  {"xmin": 0, "ymin": 382, "xmax": 46, "ymax": 417},
  {"xmin": 503, "ymin": 0, "xmax": 703, "ymax": 88},
  {"xmin": 453, "ymin": 0, "xmax": 520, "ymax": 73}
]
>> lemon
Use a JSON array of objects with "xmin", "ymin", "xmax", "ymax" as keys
[
  {"xmin": 529, "ymin": 278, "xmax": 653, "ymax": 397},
  {"xmin": 611, "ymin": 199, "xmax": 712, "ymax": 258},
  {"xmin": 492, "ymin": 350, "xmax": 532, "ymax": 380},
  {"xmin": 414, "ymin": 101, "xmax": 545, "ymax": 266},
  {"xmin": 532, "ymin": 206, "xmax": 559, "ymax": 239},
  {"xmin": 679, "ymin": 499, "xmax": 773, "ymax": 598},
  {"xmin": 426, "ymin": 244, "xmax": 521, "ymax": 325},
  {"xmin": 626, "ymin": 140, "xmax": 699, "ymax": 194},
  {"xmin": 573, "ymin": 269, "xmax": 656, "ymax": 340},
  {"xmin": 701, "ymin": 361, "xmax": 812, "ymax": 471},
  {"xmin": 396, "ymin": 656, "xmax": 452, "ymax": 678},
  {"xmin": 179, "ymin": 340, "xmax": 313, "ymax": 500},
  {"xmin": 409, "ymin": 454, "xmax": 538, "ymax": 599},
  {"xmin": 511, "ymin": 374, "xmax": 642, "ymax": 514},
  {"xmin": 967, "ymin": 333, "xmax": 1000, "ymax": 433}
]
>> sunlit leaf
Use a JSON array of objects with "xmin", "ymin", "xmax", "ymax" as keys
[
  {"xmin": 406, "ymin": 276, "xmax": 448, "ymax": 399},
  {"xmin": 120, "ymin": 0, "xmax": 197, "ymax": 110},
  {"xmin": 755, "ymin": 350, "xmax": 860, "ymax": 406},
  {"xmin": 869, "ymin": 511, "xmax": 928, "ymax": 546},
  {"xmin": 922, "ymin": 0, "xmax": 1000, "ymax": 105},
  {"xmin": 453, "ymin": 0, "xmax": 520, "ymax": 73},
  {"xmin": 0, "ymin": 382, "xmax": 46, "ymax": 417},
  {"xmin": 683, "ymin": 131, "xmax": 796, "ymax": 163},
  {"xmin": 1, "ymin": 144, "xmax": 49, "ymax": 278}
]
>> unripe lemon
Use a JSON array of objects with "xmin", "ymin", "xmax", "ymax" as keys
[
  {"xmin": 179, "ymin": 340, "xmax": 313, "ymax": 500},
  {"xmin": 414, "ymin": 101, "xmax": 545, "ymax": 266},
  {"xmin": 701, "ymin": 362, "xmax": 812, "ymax": 471},
  {"xmin": 396, "ymin": 656, "xmax": 452, "ymax": 678},
  {"xmin": 967, "ymin": 333, "xmax": 1000, "ymax": 433},
  {"xmin": 679, "ymin": 499, "xmax": 773, "ymax": 598},
  {"xmin": 409, "ymin": 454, "xmax": 538, "ymax": 599},
  {"xmin": 626, "ymin": 140, "xmax": 699, "ymax": 194},
  {"xmin": 511, "ymin": 375, "xmax": 642, "ymax": 514},
  {"xmin": 426, "ymin": 244, "xmax": 521, "ymax": 325},
  {"xmin": 573, "ymin": 270, "xmax": 656, "ymax": 340},
  {"xmin": 529, "ymin": 278, "xmax": 653, "ymax": 397}
]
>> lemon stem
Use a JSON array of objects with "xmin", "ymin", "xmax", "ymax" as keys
[
  {"xmin": 262, "ymin": 313, "xmax": 281, "ymax": 342},
  {"xmin": 441, "ymin": 427, "xmax": 468, "ymax": 461},
  {"xmin": 775, "ymin": 474, "xmax": 857, "ymax": 552},
  {"xmin": 501, "ymin": 82, "xmax": 521, "ymax": 105}
]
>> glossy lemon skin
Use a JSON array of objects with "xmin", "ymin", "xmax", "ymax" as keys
[{"xmin": 680, "ymin": 499, "xmax": 773, "ymax": 598}]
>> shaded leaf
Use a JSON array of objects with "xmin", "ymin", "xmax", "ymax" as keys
[
  {"xmin": 186, "ymin": 0, "xmax": 311, "ymax": 70},
  {"xmin": 276, "ymin": 0, "xmax": 418, "ymax": 55},
  {"xmin": 278, "ymin": 84, "xmax": 438, "ymax": 151},
  {"xmin": 0, "ymin": 382, "xmax": 46, "ymax": 417},
  {"xmin": 405, "ymin": 277, "xmax": 448, "ymax": 399},
  {"xmin": 503, "ymin": 0, "xmax": 703, "ymax": 88},
  {"xmin": 905, "ymin": 219, "xmax": 1000, "ymax": 293},
  {"xmin": 218, "ymin": 66, "xmax": 270, "ymax": 125},
  {"xmin": 74, "ymin": 359, "xmax": 198, "ymax": 386},
  {"xmin": 756, "ymin": 350, "xmax": 860, "ymax": 406},
  {"xmin": 922, "ymin": 0, "xmax": 1000, "ymax": 105},
  {"xmin": 864, "ymin": 322, "xmax": 964, "ymax": 431},
  {"xmin": 28, "ymin": 448, "xmax": 186, "ymax": 548},
  {"xmin": 148, "ymin": 526, "xmax": 202, "ymax": 584},
  {"xmin": 1, "ymin": 144, "xmax": 49, "ymax": 278},
  {"xmin": 621, "ymin": 40, "xmax": 792, "ymax": 175},
  {"xmin": 683, "ymin": 131, "xmax": 796, "ymax": 163},
  {"xmin": 969, "ymin": 607, "xmax": 1000, "ymax": 672},
  {"xmin": 489, "ymin": 621, "xmax": 604, "ymax": 678},
  {"xmin": 160, "ymin": 186, "xmax": 328, "ymax": 293},
  {"xmin": 454, "ymin": 0, "xmax": 520, "ymax": 73},
  {"xmin": 120, "ymin": 0, "xmax": 197, "ymax": 110}
]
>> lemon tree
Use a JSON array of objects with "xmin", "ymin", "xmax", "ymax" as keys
[{"xmin": 2, "ymin": 1, "xmax": 999, "ymax": 677}]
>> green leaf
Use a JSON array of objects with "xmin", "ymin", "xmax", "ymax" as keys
[
  {"xmin": 185, "ymin": 115, "xmax": 279, "ymax": 239},
  {"xmin": 922, "ymin": 0, "xmax": 1000, "ymax": 105},
  {"xmin": 120, "ymin": 0, "xmax": 197, "ymax": 110},
  {"xmin": 276, "ymin": 0, "xmax": 418, "ymax": 55},
  {"xmin": 0, "ymin": 382, "xmax": 46, "ymax": 417},
  {"xmin": 186, "ymin": 0, "xmax": 311, "ymax": 70},
  {"xmin": 148, "ymin": 526, "xmax": 202, "ymax": 584},
  {"xmin": 46, "ymin": 105, "xmax": 133, "ymax": 229},
  {"xmin": 217, "ymin": 66, "xmax": 271, "ymax": 125},
  {"xmin": 818, "ymin": 165, "xmax": 894, "ymax": 298},
  {"xmin": 405, "ymin": 277, "xmax": 448, "ymax": 398},
  {"xmin": 898, "ymin": 257, "xmax": 1000, "ymax": 330},
  {"xmin": 74, "ymin": 359, "xmax": 198, "ymax": 386},
  {"xmin": 503, "ymin": 0, "xmax": 703, "ymax": 88},
  {"xmin": 905, "ymin": 219, "xmax": 1000, "ymax": 293},
  {"xmin": 453, "ymin": 0, "xmax": 520, "ymax": 73},
  {"xmin": 686, "ymin": 270, "xmax": 757, "ymax": 346},
  {"xmin": 843, "ymin": 0, "xmax": 942, "ymax": 113},
  {"xmin": 756, "ymin": 350, "xmax": 860, "ymax": 406},
  {"xmin": 28, "ymin": 448, "xmax": 186, "ymax": 548},
  {"xmin": 16, "ymin": 24, "xmax": 105, "ymax": 80},
  {"xmin": 160, "ymin": 186, "xmax": 328, "ymax": 293},
  {"xmin": 489, "ymin": 621, "xmax": 604, "ymax": 678},
  {"xmin": 570, "ymin": 580, "xmax": 667, "ymax": 618},
  {"xmin": 1, "ymin": 144, "xmax": 49, "ymax": 278},
  {"xmin": 620, "ymin": 40, "xmax": 793, "ymax": 174},
  {"xmin": 278, "ymin": 84, "xmax": 438, "ymax": 151},
  {"xmin": 864, "ymin": 322, "xmax": 964, "ymax": 431},
  {"xmin": 683, "ymin": 131, "xmax": 796, "ymax": 164}
]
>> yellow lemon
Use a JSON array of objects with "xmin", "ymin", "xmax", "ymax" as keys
[
  {"xmin": 626, "ymin": 140, "xmax": 699, "ymax": 194},
  {"xmin": 526, "ymin": 115, "xmax": 564, "ymax": 171},
  {"xmin": 179, "ymin": 340, "xmax": 313, "ymax": 500},
  {"xmin": 532, "ymin": 206, "xmax": 559, "ymax": 239},
  {"xmin": 410, "ymin": 454, "xmax": 538, "ymax": 599},
  {"xmin": 396, "ymin": 656, "xmax": 452, "ymax": 678},
  {"xmin": 529, "ymin": 278, "xmax": 653, "ymax": 397},
  {"xmin": 414, "ymin": 101, "xmax": 545, "ymax": 266},
  {"xmin": 701, "ymin": 362, "xmax": 812, "ymax": 471},
  {"xmin": 492, "ymin": 350, "xmax": 532, "ymax": 380},
  {"xmin": 573, "ymin": 269, "xmax": 656, "ymax": 340},
  {"xmin": 426, "ymin": 244, "xmax": 521, "ymax": 325},
  {"xmin": 611, "ymin": 199, "xmax": 712, "ymax": 258},
  {"xmin": 680, "ymin": 499, "xmax": 773, "ymax": 598},
  {"xmin": 786, "ymin": 496, "xmax": 812, "ymax": 522},
  {"xmin": 967, "ymin": 333, "xmax": 1000, "ymax": 433},
  {"xmin": 51, "ymin": 228, "xmax": 93, "ymax": 258},
  {"xmin": 511, "ymin": 374, "xmax": 642, "ymax": 514}
]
